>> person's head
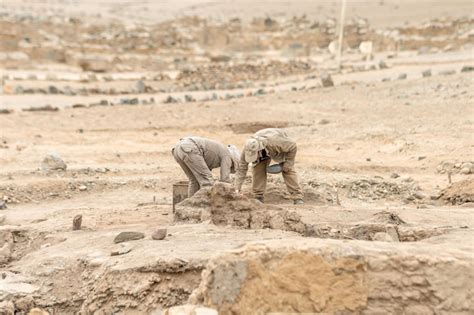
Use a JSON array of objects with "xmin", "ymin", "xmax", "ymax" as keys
[
  {"xmin": 227, "ymin": 144, "xmax": 240, "ymax": 173},
  {"xmin": 243, "ymin": 137, "xmax": 264, "ymax": 163}
]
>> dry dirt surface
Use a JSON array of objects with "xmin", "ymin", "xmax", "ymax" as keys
[{"xmin": 1, "ymin": 1, "xmax": 474, "ymax": 314}]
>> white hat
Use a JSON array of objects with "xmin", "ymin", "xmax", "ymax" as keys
[{"xmin": 244, "ymin": 138, "xmax": 263, "ymax": 163}]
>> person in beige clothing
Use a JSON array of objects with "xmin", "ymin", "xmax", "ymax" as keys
[
  {"xmin": 172, "ymin": 137, "xmax": 240, "ymax": 197},
  {"xmin": 235, "ymin": 128, "xmax": 304, "ymax": 204}
]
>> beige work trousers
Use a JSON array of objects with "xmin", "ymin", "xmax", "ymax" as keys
[
  {"xmin": 252, "ymin": 159, "xmax": 303, "ymax": 200},
  {"xmin": 172, "ymin": 141, "xmax": 213, "ymax": 197}
]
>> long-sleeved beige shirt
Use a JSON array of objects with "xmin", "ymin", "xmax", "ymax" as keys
[
  {"xmin": 235, "ymin": 128, "xmax": 297, "ymax": 189},
  {"xmin": 182, "ymin": 137, "xmax": 234, "ymax": 182}
]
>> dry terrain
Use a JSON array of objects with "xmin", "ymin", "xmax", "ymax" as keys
[{"xmin": 0, "ymin": 1, "xmax": 473, "ymax": 314}]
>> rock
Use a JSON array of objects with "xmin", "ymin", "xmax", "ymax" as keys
[
  {"xmin": 0, "ymin": 301, "xmax": 15, "ymax": 315},
  {"xmin": 110, "ymin": 244, "xmax": 133, "ymax": 256},
  {"xmin": 391, "ymin": 173, "xmax": 400, "ymax": 179},
  {"xmin": 48, "ymin": 85, "xmax": 59, "ymax": 94},
  {"xmin": 15, "ymin": 296, "xmax": 34, "ymax": 312},
  {"xmin": 185, "ymin": 94, "xmax": 195, "ymax": 102},
  {"xmin": 439, "ymin": 69, "xmax": 456, "ymax": 76},
  {"xmin": 422, "ymin": 69, "xmax": 432, "ymax": 77},
  {"xmin": 41, "ymin": 153, "xmax": 67, "ymax": 171},
  {"xmin": 461, "ymin": 65, "xmax": 474, "ymax": 72},
  {"xmin": 27, "ymin": 308, "xmax": 49, "ymax": 315},
  {"xmin": 385, "ymin": 225, "xmax": 400, "ymax": 242},
  {"xmin": 321, "ymin": 73, "xmax": 334, "ymax": 87},
  {"xmin": 318, "ymin": 119, "xmax": 330, "ymax": 125},
  {"xmin": 0, "ymin": 109, "xmax": 13, "ymax": 115},
  {"xmin": 397, "ymin": 73, "xmax": 407, "ymax": 80},
  {"xmin": 0, "ymin": 200, "xmax": 6, "ymax": 210},
  {"xmin": 78, "ymin": 185, "xmax": 87, "ymax": 191},
  {"xmin": 114, "ymin": 231, "xmax": 145, "ymax": 243},
  {"xmin": 136, "ymin": 80, "xmax": 146, "ymax": 93},
  {"xmin": 378, "ymin": 59, "xmax": 388, "ymax": 69},
  {"xmin": 72, "ymin": 214, "xmax": 82, "ymax": 230},
  {"xmin": 152, "ymin": 228, "xmax": 167, "ymax": 240},
  {"xmin": 23, "ymin": 105, "xmax": 59, "ymax": 112},
  {"xmin": 164, "ymin": 96, "xmax": 179, "ymax": 103},
  {"xmin": 0, "ymin": 214, "xmax": 5, "ymax": 224}
]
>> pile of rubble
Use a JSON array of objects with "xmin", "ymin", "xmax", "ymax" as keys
[
  {"xmin": 437, "ymin": 160, "xmax": 473, "ymax": 175},
  {"xmin": 176, "ymin": 61, "xmax": 313, "ymax": 91}
]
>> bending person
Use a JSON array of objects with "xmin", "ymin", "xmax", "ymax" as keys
[
  {"xmin": 172, "ymin": 137, "xmax": 240, "ymax": 197},
  {"xmin": 235, "ymin": 128, "xmax": 304, "ymax": 204}
]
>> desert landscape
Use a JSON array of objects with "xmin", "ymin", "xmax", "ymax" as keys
[{"xmin": 0, "ymin": 0, "xmax": 473, "ymax": 314}]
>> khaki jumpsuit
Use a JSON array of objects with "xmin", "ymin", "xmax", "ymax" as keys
[
  {"xmin": 172, "ymin": 137, "xmax": 236, "ymax": 197},
  {"xmin": 235, "ymin": 128, "xmax": 303, "ymax": 200}
]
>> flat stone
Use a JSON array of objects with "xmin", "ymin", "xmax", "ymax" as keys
[
  {"xmin": 114, "ymin": 231, "xmax": 145, "ymax": 243},
  {"xmin": 111, "ymin": 244, "xmax": 133, "ymax": 256},
  {"xmin": 152, "ymin": 228, "xmax": 167, "ymax": 240},
  {"xmin": 41, "ymin": 153, "xmax": 67, "ymax": 171}
]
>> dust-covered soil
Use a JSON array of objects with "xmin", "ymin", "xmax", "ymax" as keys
[{"xmin": 1, "ymin": 1, "xmax": 474, "ymax": 314}]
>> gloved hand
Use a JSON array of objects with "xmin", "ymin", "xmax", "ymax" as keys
[{"xmin": 281, "ymin": 162, "xmax": 292, "ymax": 173}]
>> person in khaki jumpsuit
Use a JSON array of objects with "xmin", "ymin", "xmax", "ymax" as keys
[
  {"xmin": 235, "ymin": 128, "xmax": 304, "ymax": 204},
  {"xmin": 172, "ymin": 137, "xmax": 240, "ymax": 197}
]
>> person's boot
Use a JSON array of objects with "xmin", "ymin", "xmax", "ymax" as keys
[
  {"xmin": 255, "ymin": 196, "xmax": 264, "ymax": 203},
  {"xmin": 293, "ymin": 199, "xmax": 304, "ymax": 205}
]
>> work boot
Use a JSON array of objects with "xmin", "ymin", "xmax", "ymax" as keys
[
  {"xmin": 255, "ymin": 196, "xmax": 264, "ymax": 203},
  {"xmin": 293, "ymin": 199, "xmax": 304, "ymax": 205}
]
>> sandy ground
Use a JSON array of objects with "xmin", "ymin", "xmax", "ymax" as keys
[{"xmin": 0, "ymin": 0, "xmax": 474, "ymax": 313}]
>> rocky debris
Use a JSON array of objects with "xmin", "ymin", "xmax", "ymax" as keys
[
  {"xmin": 152, "ymin": 228, "xmax": 167, "ymax": 240},
  {"xmin": 175, "ymin": 183, "xmax": 306, "ymax": 233},
  {"xmin": 0, "ymin": 109, "xmax": 13, "ymax": 114},
  {"xmin": 461, "ymin": 65, "xmax": 474, "ymax": 72},
  {"xmin": 41, "ymin": 153, "xmax": 67, "ymax": 171},
  {"xmin": 72, "ymin": 215, "xmax": 82, "ymax": 231},
  {"xmin": 422, "ymin": 69, "xmax": 432, "ymax": 77},
  {"xmin": 113, "ymin": 231, "xmax": 145, "ymax": 243},
  {"xmin": 439, "ymin": 69, "xmax": 456, "ymax": 76},
  {"xmin": 345, "ymin": 177, "xmax": 421, "ymax": 202},
  {"xmin": 438, "ymin": 179, "xmax": 474, "ymax": 205},
  {"xmin": 164, "ymin": 96, "xmax": 180, "ymax": 104},
  {"xmin": 437, "ymin": 160, "xmax": 473, "ymax": 175},
  {"xmin": 397, "ymin": 73, "xmax": 407, "ymax": 80},
  {"xmin": 190, "ymin": 240, "xmax": 473, "ymax": 314},
  {"xmin": 23, "ymin": 105, "xmax": 58, "ymax": 112},
  {"xmin": 320, "ymin": 73, "xmax": 334, "ymax": 87},
  {"xmin": 0, "ymin": 301, "xmax": 15, "ymax": 314},
  {"xmin": 110, "ymin": 243, "xmax": 133, "ymax": 256}
]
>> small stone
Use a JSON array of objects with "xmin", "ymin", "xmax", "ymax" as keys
[
  {"xmin": 378, "ymin": 59, "xmax": 388, "ymax": 69},
  {"xmin": 114, "ymin": 231, "xmax": 145, "ymax": 243},
  {"xmin": 41, "ymin": 153, "xmax": 67, "ymax": 171},
  {"xmin": 73, "ymin": 214, "xmax": 82, "ymax": 230},
  {"xmin": 318, "ymin": 119, "xmax": 330, "ymax": 125},
  {"xmin": 0, "ymin": 201, "xmax": 6, "ymax": 210},
  {"xmin": 78, "ymin": 185, "xmax": 87, "ymax": 191},
  {"xmin": 461, "ymin": 65, "xmax": 474, "ymax": 72},
  {"xmin": 397, "ymin": 73, "xmax": 407, "ymax": 80},
  {"xmin": 391, "ymin": 173, "xmax": 400, "ymax": 178},
  {"xmin": 418, "ymin": 156, "xmax": 426, "ymax": 161},
  {"xmin": 152, "ymin": 228, "xmax": 167, "ymax": 240},
  {"xmin": 136, "ymin": 80, "xmax": 146, "ymax": 93},
  {"xmin": 111, "ymin": 244, "xmax": 133, "ymax": 256},
  {"xmin": 48, "ymin": 85, "xmax": 59, "ymax": 94},
  {"xmin": 422, "ymin": 69, "xmax": 432, "ymax": 77},
  {"xmin": 321, "ymin": 73, "xmax": 334, "ymax": 87}
]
